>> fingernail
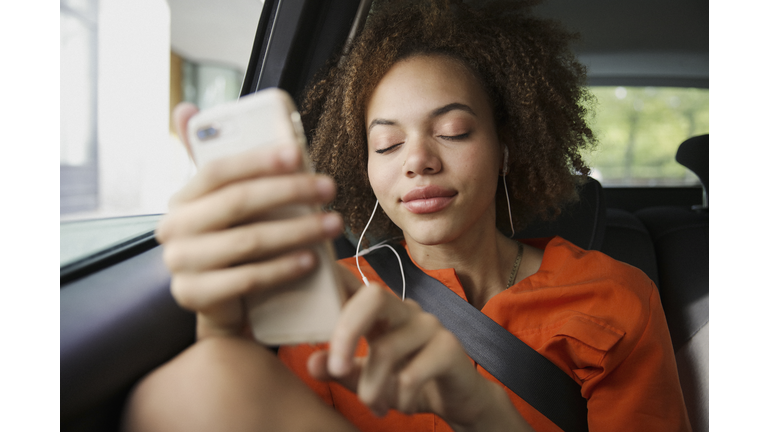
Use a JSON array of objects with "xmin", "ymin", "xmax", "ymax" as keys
[
  {"xmin": 278, "ymin": 146, "xmax": 299, "ymax": 168},
  {"xmin": 297, "ymin": 251, "xmax": 315, "ymax": 270},
  {"xmin": 322, "ymin": 213, "xmax": 342, "ymax": 235},
  {"xmin": 316, "ymin": 177, "xmax": 335, "ymax": 200},
  {"xmin": 328, "ymin": 354, "xmax": 346, "ymax": 376}
]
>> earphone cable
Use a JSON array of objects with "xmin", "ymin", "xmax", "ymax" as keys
[
  {"xmin": 503, "ymin": 179, "xmax": 515, "ymax": 237},
  {"xmin": 355, "ymin": 200, "xmax": 379, "ymax": 287},
  {"xmin": 354, "ymin": 200, "xmax": 406, "ymax": 300}
]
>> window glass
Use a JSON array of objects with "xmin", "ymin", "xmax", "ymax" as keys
[
  {"xmin": 60, "ymin": 0, "xmax": 263, "ymax": 265},
  {"xmin": 586, "ymin": 86, "xmax": 709, "ymax": 187},
  {"xmin": 61, "ymin": 0, "xmax": 99, "ymax": 213}
]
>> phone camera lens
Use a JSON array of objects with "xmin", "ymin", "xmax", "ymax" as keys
[{"xmin": 196, "ymin": 125, "xmax": 219, "ymax": 141}]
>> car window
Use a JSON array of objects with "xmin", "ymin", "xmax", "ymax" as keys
[
  {"xmin": 60, "ymin": 0, "xmax": 264, "ymax": 267},
  {"xmin": 587, "ymin": 86, "xmax": 709, "ymax": 187}
]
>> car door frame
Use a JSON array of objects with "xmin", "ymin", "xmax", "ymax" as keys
[{"xmin": 60, "ymin": 1, "xmax": 368, "ymax": 430}]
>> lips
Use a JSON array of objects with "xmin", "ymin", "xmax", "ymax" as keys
[{"xmin": 401, "ymin": 186, "xmax": 457, "ymax": 214}]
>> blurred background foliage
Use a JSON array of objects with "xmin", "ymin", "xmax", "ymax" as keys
[{"xmin": 586, "ymin": 86, "xmax": 709, "ymax": 186}]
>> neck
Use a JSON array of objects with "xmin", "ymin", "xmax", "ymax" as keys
[{"xmin": 404, "ymin": 218, "xmax": 517, "ymax": 309}]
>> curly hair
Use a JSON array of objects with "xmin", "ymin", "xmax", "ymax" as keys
[{"xmin": 301, "ymin": 0, "xmax": 596, "ymax": 243}]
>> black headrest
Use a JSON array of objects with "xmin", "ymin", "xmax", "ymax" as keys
[
  {"xmin": 515, "ymin": 177, "xmax": 606, "ymax": 250},
  {"xmin": 676, "ymin": 134, "xmax": 708, "ymax": 198}
]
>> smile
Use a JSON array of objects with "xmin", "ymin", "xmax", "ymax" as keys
[{"xmin": 401, "ymin": 186, "xmax": 457, "ymax": 214}]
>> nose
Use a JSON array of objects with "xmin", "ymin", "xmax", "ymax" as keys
[{"xmin": 402, "ymin": 135, "xmax": 442, "ymax": 177}]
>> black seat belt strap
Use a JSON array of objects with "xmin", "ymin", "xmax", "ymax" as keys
[{"xmin": 364, "ymin": 243, "xmax": 588, "ymax": 432}]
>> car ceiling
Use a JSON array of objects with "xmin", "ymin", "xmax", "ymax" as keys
[
  {"xmin": 167, "ymin": 0, "xmax": 708, "ymax": 87},
  {"xmin": 167, "ymin": 0, "xmax": 264, "ymax": 73},
  {"xmin": 533, "ymin": 0, "xmax": 708, "ymax": 87},
  {"xmin": 533, "ymin": 0, "xmax": 707, "ymax": 54}
]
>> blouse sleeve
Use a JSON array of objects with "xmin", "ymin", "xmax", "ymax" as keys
[
  {"xmin": 278, "ymin": 343, "xmax": 336, "ymax": 408},
  {"xmin": 585, "ymin": 283, "xmax": 692, "ymax": 431}
]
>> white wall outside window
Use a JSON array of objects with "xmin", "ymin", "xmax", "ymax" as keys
[
  {"xmin": 95, "ymin": 0, "xmax": 193, "ymax": 218},
  {"xmin": 60, "ymin": 0, "xmax": 262, "ymax": 220}
]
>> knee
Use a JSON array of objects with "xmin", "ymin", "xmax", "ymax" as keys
[{"xmin": 122, "ymin": 337, "xmax": 285, "ymax": 432}]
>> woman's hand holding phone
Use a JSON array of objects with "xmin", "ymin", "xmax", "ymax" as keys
[
  {"xmin": 155, "ymin": 102, "xmax": 345, "ymax": 339},
  {"xmin": 158, "ymin": 99, "xmax": 527, "ymax": 429}
]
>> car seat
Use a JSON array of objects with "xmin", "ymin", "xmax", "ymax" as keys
[
  {"xmin": 601, "ymin": 208, "xmax": 659, "ymax": 286},
  {"xmin": 635, "ymin": 134, "xmax": 709, "ymax": 432},
  {"xmin": 514, "ymin": 176, "xmax": 606, "ymax": 250}
]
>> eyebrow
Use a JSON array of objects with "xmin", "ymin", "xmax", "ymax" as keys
[
  {"xmin": 367, "ymin": 102, "xmax": 477, "ymax": 134},
  {"xmin": 367, "ymin": 119, "xmax": 396, "ymax": 134},
  {"xmin": 430, "ymin": 102, "xmax": 476, "ymax": 118}
]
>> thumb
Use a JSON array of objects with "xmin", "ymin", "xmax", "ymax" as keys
[
  {"xmin": 307, "ymin": 349, "xmax": 364, "ymax": 393},
  {"xmin": 172, "ymin": 102, "xmax": 200, "ymax": 161}
]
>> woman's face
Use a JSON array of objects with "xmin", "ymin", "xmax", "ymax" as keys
[{"xmin": 366, "ymin": 54, "xmax": 503, "ymax": 246}]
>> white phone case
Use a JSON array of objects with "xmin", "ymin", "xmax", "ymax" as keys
[{"xmin": 188, "ymin": 88, "xmax": 343, "ymax": 345}]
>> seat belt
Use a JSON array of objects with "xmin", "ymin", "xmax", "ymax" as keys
[{"xmin": 364, "ymin": 243, "xmax": 588, "ymax": 432}]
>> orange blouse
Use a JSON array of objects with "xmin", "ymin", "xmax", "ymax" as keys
[{"xmin": 279, "ymin": 237, "xmax": 691, "ymax": 431}]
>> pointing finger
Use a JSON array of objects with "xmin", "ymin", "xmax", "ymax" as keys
[{"xmin": 327, "ymin": 283, "xmax": 411, "ymax": 377}]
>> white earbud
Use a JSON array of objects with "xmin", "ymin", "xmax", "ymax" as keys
[{"xmin": 501, "ymin": 146, "xmax": 509, "ymax": 176}]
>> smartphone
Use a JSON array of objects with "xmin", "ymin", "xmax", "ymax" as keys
[{"xmin": 187, "ymin": 88, "xmax": 344, "ymax": 346}]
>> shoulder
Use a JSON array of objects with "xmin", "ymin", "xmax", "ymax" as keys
[
  {"xmin": 530, "ymin": 236, "xmax": 654, "ymax": 297},
  {"xmin": 507, "ymin": 238, "xmax": 671, "ymax": 386},
  {"xmin": 511, "ymin": 236, "xmax": 660, "ymax": 343}
]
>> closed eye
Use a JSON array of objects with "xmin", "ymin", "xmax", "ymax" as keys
[
  {"xmin": 438, "ymin": 132, "xmax": 470, "ymax": 141},
  {"xmin": 374, "ymin": 143, "xmax": 403, "ymax": 154}
]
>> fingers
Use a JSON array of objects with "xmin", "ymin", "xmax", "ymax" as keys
[
  {"xmin": 163, "ymin": 212, "xmax": 343, "ymax": 272},
  {"xmin": 171, "ymin": 144, "xmax": 305, "ymax": 209},
  {"xmin": 163, "ymin": 103, "xmax": 345, "ymax": 340},
  {"xmin": 307, "ymin": 350, "xmax": 363, "ymax": 392},
  {"xmin": 170, "ymin": 249, "xmax": 317, "ymax": 313},
  {"xmin": 396, "ymin": 329, "xmax": 470, "ymax": 414},
  {"xmin": 159, "ymin": 108, "xmax": 343, "ymax": 339},
  {"xmin": 157, "ymin": 173, "xmax": 336, "ymax": 242},
  {"xmin": 325, "ymin": 283, "xmax": 447, "ymax": 416},
  {"xmin": 327, "ymin": 283, "xmax": 413, "ymax": 377},
  {"xmin": 318, "ymin": 283, "xmax": 481, "ymax": 419},
  {"xmin": 357, "ymin": 307, "xmax": 442, "ymax": 413}
]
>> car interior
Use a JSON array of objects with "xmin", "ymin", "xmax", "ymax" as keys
[{"xmin": 60, "ymin": 0, "xmax": 709, "ymax": 430}]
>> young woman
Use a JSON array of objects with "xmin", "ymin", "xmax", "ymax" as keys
[{"xmin": 125, "ymin": 1, "xmax": 691, "ymax": 431}]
